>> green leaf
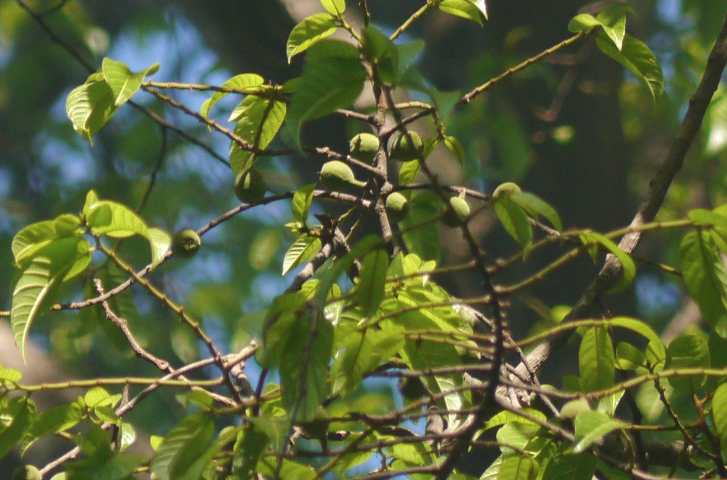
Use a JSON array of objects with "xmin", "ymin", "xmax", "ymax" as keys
[
  {"xmin": 608, "ymin": 317, "xmax": 661, "ymax": 346},
  {"xmin": 664, "ymin": 333, "xmax": 710, "ymax": 390},
  {"xmin": 12, "ymin": 220, "xmax": 58, "ymax": 266},
  {"xmin": 11, "ymin": 237, "xmax": 84, "ymax": 362},
  {"xmin": 511, "ymin": 192, "xmax": 562, "ymax": 231},
  {"xmin": 573, "ymin": 410, "xmax": 625, "ymax": 453},
  {"xmin": 101, "ymin": 57, "xmax": 159, "ymax": 107},
  {"xmin": 482, "ymin": 409, "xmax": 546, "ymax": 432},
  {"xmin": 320, "ymin": 0, "xmax": 345, "ymax": 15},
  {"xmin": 595, "ymin": 34, "xmax": 664, "ymax": 103},
  {"xmin": 257, "ymin": 458, "xmax": 317, "ymax": 480},
  {"xmin": 66, "ymin": 73, "xmax": 117, "ymax": 145},
  {"xmin": 0, "ymin": 367, "xmax": 22, "ymax": 384},
  {"xmin": 400, "ymin": 191, "xmax": 441, "ymax": 262},
  {"xmin": 200, "ymin": 73, "xmax": 264, "ymax": 119},
  {"xmin": 680, "ymin": 230, "xmax": 727, "ymax": 331},
  {"xmin": 148, "ymin": 227, "xmax": 171, "ymax": 267},
  {"xmin": 150, "ymin": 413, "xmax": 214, "ymax": 480},
  {"xmin": 614, "ymin": 342, "xmax": 645, "ymax": 370},
  {"xmin": 712, "ymin": 383, "xmax": 727, "ymax": 460},
  {"xmin": 285, "ymin": 40, "xmax": 367, "ymax": 150},
  {"xmin": 330, "ymin": 327, "xmax": 404, "ymax": 397},
  {"xmin": 282, "ymin": 235, "xmax": 322, "ymax": 275},
  {"xmin": 595, "ymin": 5, "xmax": 629, "ymax": 50},
  {"xmin": 439, "ymin": 0, "xmax": 484, "ymax": 26},
  {"xmin": 497, "ymin": 455, "xmax": 537, "ymax": 480},
  {"xmin": 579, "ymin": 326, "xmax": 614, "ymax": 392},
  {"xmin": 541, "ymin": 452, "xmax": 597, "ymax": 480},
  {"xmin": 286, "ymin": 13, "xmax": 338, "ymax": 62},
  {"xmin": 0, "ymin": 397, "xmax": 33, "ymax": 460},
  {"xmin": 581, "ymin": 231, "xmax": 636, "ymax": 292},
  {"xmin": 22, "ymin": 403, "xmax": 84, "ymax": 454},
  {"xmin": 88, "ymin": 200, "xmax": 148, "ymax": 239},
  {"xmin": 229, "ymin": 96, "xmax": 287, "ymax": 175},
  {"xmin": 444, "ymin": 135, "xmax": 466, "ymax": 166},
  {"xmin": 234, "ymin": 425, "xmax": 268, "ymax": 477},
  {"xmin": 398, "ymin": 159, "xmax": 421, "ymax": 188},
  {"xmin": 355, "ymin": 249, "xmax": 389, "ymax": 317},
  {"xmin": 292, "ymin": 184, "xmax": 316, "ymax": 224},
  {"xmin": 428, "ymin": 89, "xmax": 461, "ymax": 117},
  {"xmin": 495, "ymin": 197, "xmax": 533, "ymax": 249},
  {"xmin": 54, "ymin": 213, "xmax": 82, "ymax": 237},
  {"xmin": 466, "ymin": 0, "xmax": 488, "ymax": 20},
  {"xmin": 568, "ymin": 14, "xmax": 602, "ymax": 34},
  {"xmin": 63, "ymin": 238, "xmax": 92, "ymax": 282},
  {"xmin": 280, "ymin": 315, "xmax": 334, "ymax": 421}
]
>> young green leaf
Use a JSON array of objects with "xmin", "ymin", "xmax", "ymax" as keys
[
  {"xmin": 320, "ymin": 0, "xmax": 345, "ymax": 15},
  {"xmin": 280, "ymin": 315, "xmax": 333, "ymax": 421},
  {"xmin": 398, "ymin": 159, "xmax": 421, "ymax": 188},
  {"xmin": 495, "ymin": 197, "xmax": 533, "ymax": 249},
  {"xmin": 579, "ymin": 326, "xmax": 614, "ymax": 392},
  {"xmin": 581, "ymin": 231, "xmax": 636, "ymax": 292},
  {"xmin": 66, "ymin": 74, "xmax": 117, "ymax": 145},
  {"xmin": 400, "ymin": 192, "xmax": 441, "ymax": 262},
  {"xmin": 286, "ymin": 13, "xmax": 338, "ymax": 62},
  {"xmin": 664, "ymin": 333, "xmax": 710, "ymax": 390},
  {"xmin": 573, "ymin": 410, "xmax": 625, "ymax": 453},
  {"xmin": 511, "ymin": 192, "xmax": 563, "ymax": 231},
  {"xmin": 229, "ymin": 96, "xmax": 287, "ymax": 175},
  {"xmin": 595, "ymin": 34, "xmax": 664, "ymax": 103},
  {"xmin": 609, "ymin": 317, "xmax": 661, "ymax": 346},
  {"xmin": 482, "ymin": 409, "xmax": 546, "ymax": 432},
  {"xmin": 53, "ymin": 213, "xmax": 82, "ymax": 237},
  {"xmin": 147, "ymin": 227, "xmax": 172, "ymax": 266},
  {"xmin": 355, "ymin": 249, "xmax": 390, "ymax": 317},
  {"xmin": 11, "ymin": 237, "xmax": 84, "ymax": 363},
  {"xmin": 101, "ymin": 57, "xmax": 159, "ymax": 107},
  {"xmin": 595, "ymin": 5, "xmax": 630, "ymax": 50},
  {"xmin": 292, "ymin": 184, "xmax": 316, "ymax": 224},
  {"xmin": 680, "ymin": 230, "xmax": 727, "ymax": 332},
  {"xmin": 712, "ymin": 383, "xmax": 727, "ymax": 460},
  {"xmin": 496, "ymin": 454, "xmax": 537, "ymax": 480},
  {"xmin": 285, "ymin": 40, "xmax": 367, "ymax": 150},
  {"xmin": 362, "ymin": 26, "xmax": 399, "ymax": 83},
  {"xmin": 200, "ymin": 73, "xmax": 264, "ymax": 119},
  {"xmin": 87, "ymin": 200, "xmax": 149, "ymax": 239},
  {"xmin": 444, "ymin": 135, "xmax": 466, "ymax": 166},
  {"xmin": 12, "ymin": 220, "xmax": 58, "ymax": 266},
  {"xmin": 439, "ymin": 0, "xmax": 484, "ymax": 26},
  {"xmin": 282, "ymin": 235, "xmax": 322, "ymax": 275}
]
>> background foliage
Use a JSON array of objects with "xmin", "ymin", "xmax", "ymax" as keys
[{"xmin": 2, "ymin": 0, "xmax": 727, "ymax": 479}]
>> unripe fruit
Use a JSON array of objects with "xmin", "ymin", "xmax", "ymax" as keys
[
  {"xmin": 12, "ymin": 466, "xmax": 42, "ymax": 480},
  {"xmin": 389, "ymin": 131, "xmax": 423, "ymax": 162},
  {"xmin": 349, "ymin": 133, "xmax": 379, "ymax": 164},
  {"xmin": 493, "ymin": 182, "xmax": 522, "ymax": 199},
  {"xmin": 320, "ymin": 161, "xmax": 365, "ymax": 191},
  {"xmin": 172, "ymin": 229, "xmax": 201, "ymax": 259},
  {"xmin": 385, "ymin": 192, "xmax": 410, "ymax": 223},
  {"xmin": 441, "ymin": 197, "xmax": 471, "ymax": 227},
  {"xmin": 559, "ymin": 398, "xmax": 591, "ymax": 420},
  {"xmin": 234, "ymin": 168, "xmax": 267, "ymax": 203}
]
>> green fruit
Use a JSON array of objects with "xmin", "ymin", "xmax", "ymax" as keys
[
  {"xmin": 385, "ymin": 192, "xmax": 410, "ymax": 223},
  {"xmin": 389, "ymin": 131, "xmax": 423, "ymax": 162},
  {"xmin": 12, "ymin": 465, "xmax": 42, "ymax": 480},
  {"xmin": 559, "ymin": 398, "xmax": 591, "ymax": 420},
  {"xmin": 349, "ymin": 133, "xmax": 380, "ymax": 164},
  {"xmin": 320, "ymin": 161, "xmax": 365, "ymax": 191},
  {"xmin": 234, "ymin": 168, "xmax": 267, "ymax": 203},
  {"xmin": 441, "ymin": 197, "xmax": 471, "ymax": 227},
  {"xmin": 493, "ymin": 182, "xmax": 522, "ymax": 199},
  {"xmin": 172, "ymin": 229, "xmax": 201, "ymax": 259}
]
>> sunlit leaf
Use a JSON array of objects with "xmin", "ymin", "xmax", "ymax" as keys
[
  {"xmin": 88, "ymin": 200, "xmax": 148, "ymax": 239},
  {"xmin": 444, "ymin": 135, "xmax": 466, "ymax": 166},
  {"xmin": 292, "ymin": 184, "xmax": 316, "ymax": 224},
  {"xmin": 439, "ymin": 0, "xmax": 484, "ymax": 26},
  {"xmin": 581, "ymin": 231, "xmax": 635, "ymax": 292},
  {"xmin": 12, "ymin": 220, "xmax": 58, "ymax": 266},
  {"xmin": 680, "ymin": 230, "xmax": 727, "ymax": 333},
  {"xmin": 282, "ymin": 235, "xmax": 322, "ymax": 275},
  {"xmin": 400, "ymin": 192, "xmax": 441, "ymax": 262},
  {"xmin": 101, "ymin": 57, "xmax": 159, "ymax": 107},
  {"xmin": 22, "ymin": 403, "xmax": 84, "ymax": 454},
  {"xmin": 229, "ymin": 96, "xmax": 287, "ymax": 175},
  {"xmin": 150, "ymin": 413, "xmax": 214, "ymax": 480},
  {"xmin": 495, "ymin": 197, "xmax": 533, "ymax": 249},
  {"xmin": 511, "ymin": 192, "xmax": 562, "ymax": 231},
  {"xmin": 614, "ymin": 342, "xmax": 645, "ymax": 370},
  {"xmin": 541, "ymin": 452, "xmax": 597, "ymax": 480},
  {"xmin": 0, "ymin": 397, "xmax": 33, "ymax": 460},
  {"xmin": 595, "ymin": 34, "xmax": 664, "ymax": 103},
  {"xmin": 11, "ymin": 237, "xmax": 83, "ymax": 363},
  {"xmin": 320, "ymin": 0, "xmax": 345, "ymax": 15},
  {"xmin": 66, "ymin": 73, "xmax": 117, "ymax": 145},
  {"xmin": 200, "ymin": 73, "xmax": 264, "ymax": 119},
  {"xmin": 712, "ymin": 383, "xmax": 727, "ymax": 460},
  {"xmin": 148, "ymin": 227, "xmax": 172, "ymax": 267},
  {"xmin": 286, "ymin": 13, "xmax": 338, "ymax": 62}
]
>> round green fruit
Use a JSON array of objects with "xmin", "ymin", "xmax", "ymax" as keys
[
  {"xmin": 12, "ymin": 465, "xmax": 42, "ymax": 480},
  {"xmin": 349, "ymin": 133, "xmax": 380, "ymax": 164},
  {"xmin": 320, "ymin": 161, "xmax": 365, "ymax": 191},
  {"xmin": 441, "ymin": 197, "xmax": 471, "ymax": 227},
  {"xmin": 172, "ymin": 229, "xmax": 202, "ymax": 259},
  {"xmin": 493, "ymin": 182, "xmax": 522, "ymax": 199},
  {"xmin": 234, "ymin": 168, "xmax": 267, "ymax": 203},
  {"xmin": 389, "ymin": 131, "xmax": 423, "ymax": 162},
  {"xmin": 385, "ymin": 192, "xmax": 410, "ymax": 223}
]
